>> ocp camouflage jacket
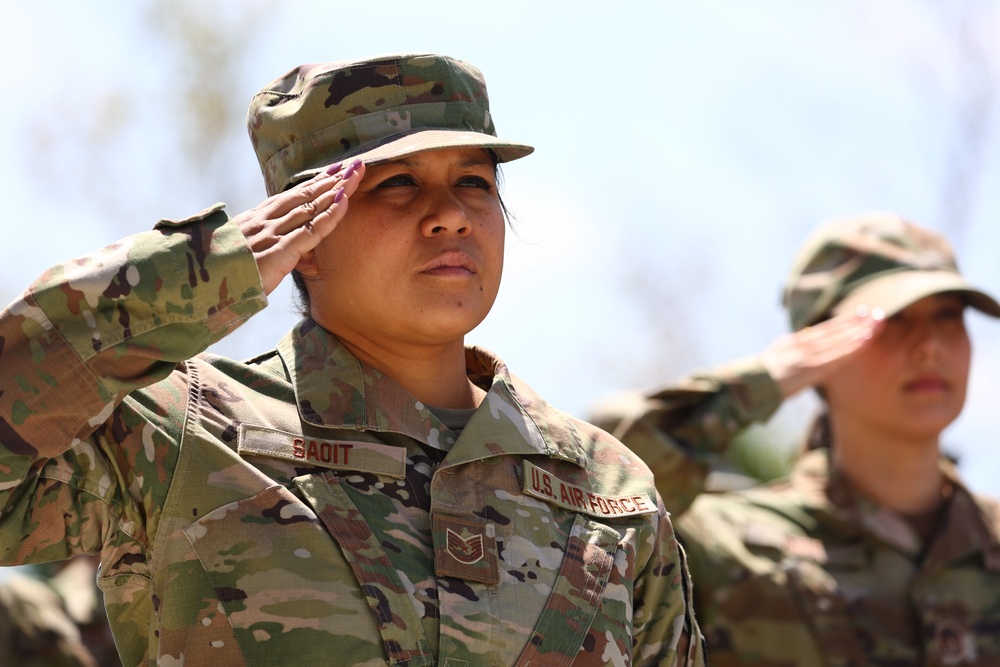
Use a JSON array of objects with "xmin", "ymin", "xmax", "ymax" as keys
[
  {"xmin": 611, "ymin": 360, "xmax": 1000, "ymax": 666},
  {"xmin": 0, "ymin": 206, "xmax": 705, "ymax": 666}
]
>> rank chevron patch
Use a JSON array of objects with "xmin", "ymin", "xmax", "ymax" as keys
[
  {"xmin": 446, "ymin": 528, "xmax": 485, "ymax": 564},
  {"xmin": 433, "ymin": 514, "xmax": 499, "ymax": 584}
]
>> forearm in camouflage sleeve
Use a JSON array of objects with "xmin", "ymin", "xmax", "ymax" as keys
[
  {"xmin": 612, "ymin": 357, "xmax": 783, "ymax": 516},
  {"xmin": 0, "ymin": 207, "xmax": 267, "ymax": 563}
]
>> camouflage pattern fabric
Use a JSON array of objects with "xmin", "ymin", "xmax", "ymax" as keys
[
  {"xmin": 607, "ymin": 360, "xmax": 1000, "ymax": 666},
  {"xmin": 0, "ymin": 209, "xmax": 705, "ymax": 666},
  {"xmin": 248, "ymin": 53, "xmax": 533, "ymax": 196},
  {"xmin": 0, "ymin": 556, "xmax": 122, "ymax": 667},
  {"xmin": 781, "ymin": 212, "xmax": 1000, "ymax": 331},
  {"xmin": 0, "ymin": 569, "xmax": 98, "ymax": 667},
  {"xmin": 603, "ymin": 357, "xmax": 783, "ymax": 516},
  {"xmin": 680, "ymin": 450, "xmax": 1000, "ymax": 666}
]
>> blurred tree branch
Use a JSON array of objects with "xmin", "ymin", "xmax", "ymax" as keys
[
  {"xmin": 27, "ymin": 0, "xmax": 271, "ymax": 229},
  {"xmin": 935, "ymin": 0, "xmax": 995, "ymax": 247}
]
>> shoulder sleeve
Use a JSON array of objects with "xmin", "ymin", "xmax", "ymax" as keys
[
  {"xmin": 570, "ymin": 420, "xmax": 708, "ymax": 666},
  {"xmin": 0, "ymin": 206, "xmax": 267, "ymax": 564},
  {"xmin": 631, "ymin": 495, "xmax": 708, "ymax": 667},
  {"xmin": 604, "ymin": 356, "xmax": 784, "ymax": 516}
]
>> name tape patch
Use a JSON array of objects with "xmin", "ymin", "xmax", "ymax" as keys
[
  {"xmin": 238, "ymin": 424, "xmax": 407, "ymax": 479},
  {"xmin": 521, "ymin": 460, "xmax": 657, "ymax": 518}
]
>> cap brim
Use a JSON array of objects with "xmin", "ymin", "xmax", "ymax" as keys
[
  {"xmin": 290, "ymin": 130, "xmax": 533, "ymax": 183},
  {"xmin": 833, "ymin": 270, "xmax": 1000, "ymax": 319}
]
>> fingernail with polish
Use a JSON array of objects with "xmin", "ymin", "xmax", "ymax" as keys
[
  {"xmin": 334, "ymin": 187, "xmax": 344, "ymax": 204},
  {"xmin": 871, "ymin": 308, "xmax": 884, "ymax": 321},
  {"xmin": 855, "ymin": 305, "xmax": 869, "ymax": 318},
  {"xmin": 325, "ymin": 162, "xmax": 343, "ymax": 175}
]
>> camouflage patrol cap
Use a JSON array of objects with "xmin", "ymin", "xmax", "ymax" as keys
[
  {"xmin": 782, "ymin": 211, "xmax": 1000, "ymax": 331},
  {"xmin": 247, "ymin": 53, "xmax": 534, "ymax": 196}
]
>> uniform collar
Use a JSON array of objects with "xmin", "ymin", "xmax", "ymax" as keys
[
  {"xmin": 787, "ymin": 449, "xmax": 1000, "ymax": 568},
  {"xmin": 274, "ymin": 319, "xmax": 588, "ymax": 467}
]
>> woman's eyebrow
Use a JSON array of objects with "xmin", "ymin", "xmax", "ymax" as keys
[
  {"xmin": 459, "ymin": 155, "xmax": 494, "ymax": 168},
  {"xmin": 378, "ymin": 154, "xmax": 494, "ymax": 170},
  {"xmin": 369, "ymin": 158, "xmax": 418, "ymax": 170}
]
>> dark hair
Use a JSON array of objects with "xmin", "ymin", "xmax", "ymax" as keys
[
  {"xmin": 803, "ymin": 409, "xmax": 832, "ymax": 451},
  {"xmin": 290, "ymin": 152, "xmax": 510, "ymax": 316}
]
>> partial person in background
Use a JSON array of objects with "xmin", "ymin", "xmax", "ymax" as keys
[
  {"xmin": 0, "ymin": 53, "xmax": 703, "ymax": 666},
  {"xmin": 0, "ymin": 556, "xmax": 121, "ymax": 667},
  {"xmin": 599, "ymin": 212, "xmax": 1000, "ymax": 665}
]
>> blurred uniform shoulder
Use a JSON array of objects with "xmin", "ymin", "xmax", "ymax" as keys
[
  {"xmin": 675, "ymin": 475, "xmax": 820, "ymax": 563},
  {"xmin": 585, "ymin": 389, "xmax": 647, "ymax": 436},
  {"xmin": 561, "ymin": 403, "xmax": 660, "ymax": 492},
  {"xmin": 969, "ymin": 488, "xmax": 1000, "ymax": 537},
  {"xmin": 0, "ymin": 570, "xmax": 99, "ymax": 667}
]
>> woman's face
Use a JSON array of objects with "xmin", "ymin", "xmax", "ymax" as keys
[
  {"xmin": 823, "ymin": 293, "xmax": 971, "ymax": 442},
  {"xmin": 300, "ymin": 147, "xmax": 505, "ymax": 350}
]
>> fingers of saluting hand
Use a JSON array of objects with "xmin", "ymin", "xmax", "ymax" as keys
[
  {"xmin": 251, "ymin": 159, "xmax": 364, "ymax": 239},
  {"xmin": 796, "ymin": 306, "xmax": 885, "ymax": 359},
  {"xmin": 762, "ymin": 306, "xmax": 885, "ymax": 398},
  {"xmin": 300, "ymin": 160, "xmax": 366, "ymax": 238},
  {"xmin": 237, "ymin": 158, "xmax": 366, "ymax": 295}
]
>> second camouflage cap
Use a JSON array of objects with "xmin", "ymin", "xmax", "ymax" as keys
[
  {"xmin": 782, "ymin": 211, "xmax": 1000, "ymax": 331},
  {"xmin": 247, "ymin": 53, "xmax": 534, "ymax": 196}
]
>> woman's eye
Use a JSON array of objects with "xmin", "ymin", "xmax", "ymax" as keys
[
  {"xmin": 457, "ymin": 175, "xmax": 493, "ymax": 191},
  {"xmin": 376, "ymin": 174, "xmax": 417, "ymax": 188},
  {"xmin": 936, "ymin": 307, "xmax": 965, "ymax": 322}
]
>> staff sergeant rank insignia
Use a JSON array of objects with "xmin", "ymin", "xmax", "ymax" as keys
[
  {"xmin": 521, "ymin": 460, "xmax": 657, "ymax": 518},
  {"xmin": 434, "ymin": 515, "xmax": 499, "ymax": 584}
]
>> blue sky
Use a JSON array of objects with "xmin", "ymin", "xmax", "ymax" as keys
[{"xmin": 2, "ymin": 0, "xmax": 1000, "ymax": 501}]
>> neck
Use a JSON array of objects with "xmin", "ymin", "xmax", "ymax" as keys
[
  {"xmin": 333, "ymin": 331, "xmax": 483, "ymax": 409},
  {"xmin": 829, "ymin": 416, "xmax": 945, "ymax": 517}
]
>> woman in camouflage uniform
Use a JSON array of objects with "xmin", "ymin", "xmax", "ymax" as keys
[
  {"xmin": 606, "ymin": 212, "xmax": 1000, "ymax": 666},
  {"xmin": 0, "ymin": 53, "xmax": 704, "ymax": 666}
]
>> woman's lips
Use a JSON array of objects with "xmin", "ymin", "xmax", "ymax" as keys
[
  {"xmin": 420, "ymin": 251, "xmax": 476, "ymax": 277},
  {"xmin": 904, "ymin": 376, "xmax": 948, "ymax": 392}
]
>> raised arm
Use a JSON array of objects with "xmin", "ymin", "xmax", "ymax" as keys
[
  {"xmin": 607, "ymin": 308, "xmax": 883, "ymax": 515},
  {"xmin": 0, "ymin": 161, "xmax": 361, "ymax": 565}
]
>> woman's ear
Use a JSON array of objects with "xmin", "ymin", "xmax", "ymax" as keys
[{"xmin": 295, "ymin": 249, "xmax": 321, "ymax": 278}]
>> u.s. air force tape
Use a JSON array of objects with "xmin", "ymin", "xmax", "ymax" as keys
[
  {"xmin": 521, "ymin": 460, "xmax": 657, "ymax": 518},
  {"xmin": 238, "ymin": 424, "xmax": 407, "ymax": 478}
]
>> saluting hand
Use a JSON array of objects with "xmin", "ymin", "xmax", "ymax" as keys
[
  {"xmin": 761, "ymin": 307, "xmax": 885, "ymax": 399},
  {"xmin": 231, "ymin": 159, "xmax": 366, "ymax": 295}
]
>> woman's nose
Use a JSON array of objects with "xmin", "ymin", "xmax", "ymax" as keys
[
  {"xmin": 910, "ymin": 322, "xmax": 944, "ymax": 362},
  {"xmin": 419, "ymin": 191, "xmax": 471, "ymax": 237}
]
